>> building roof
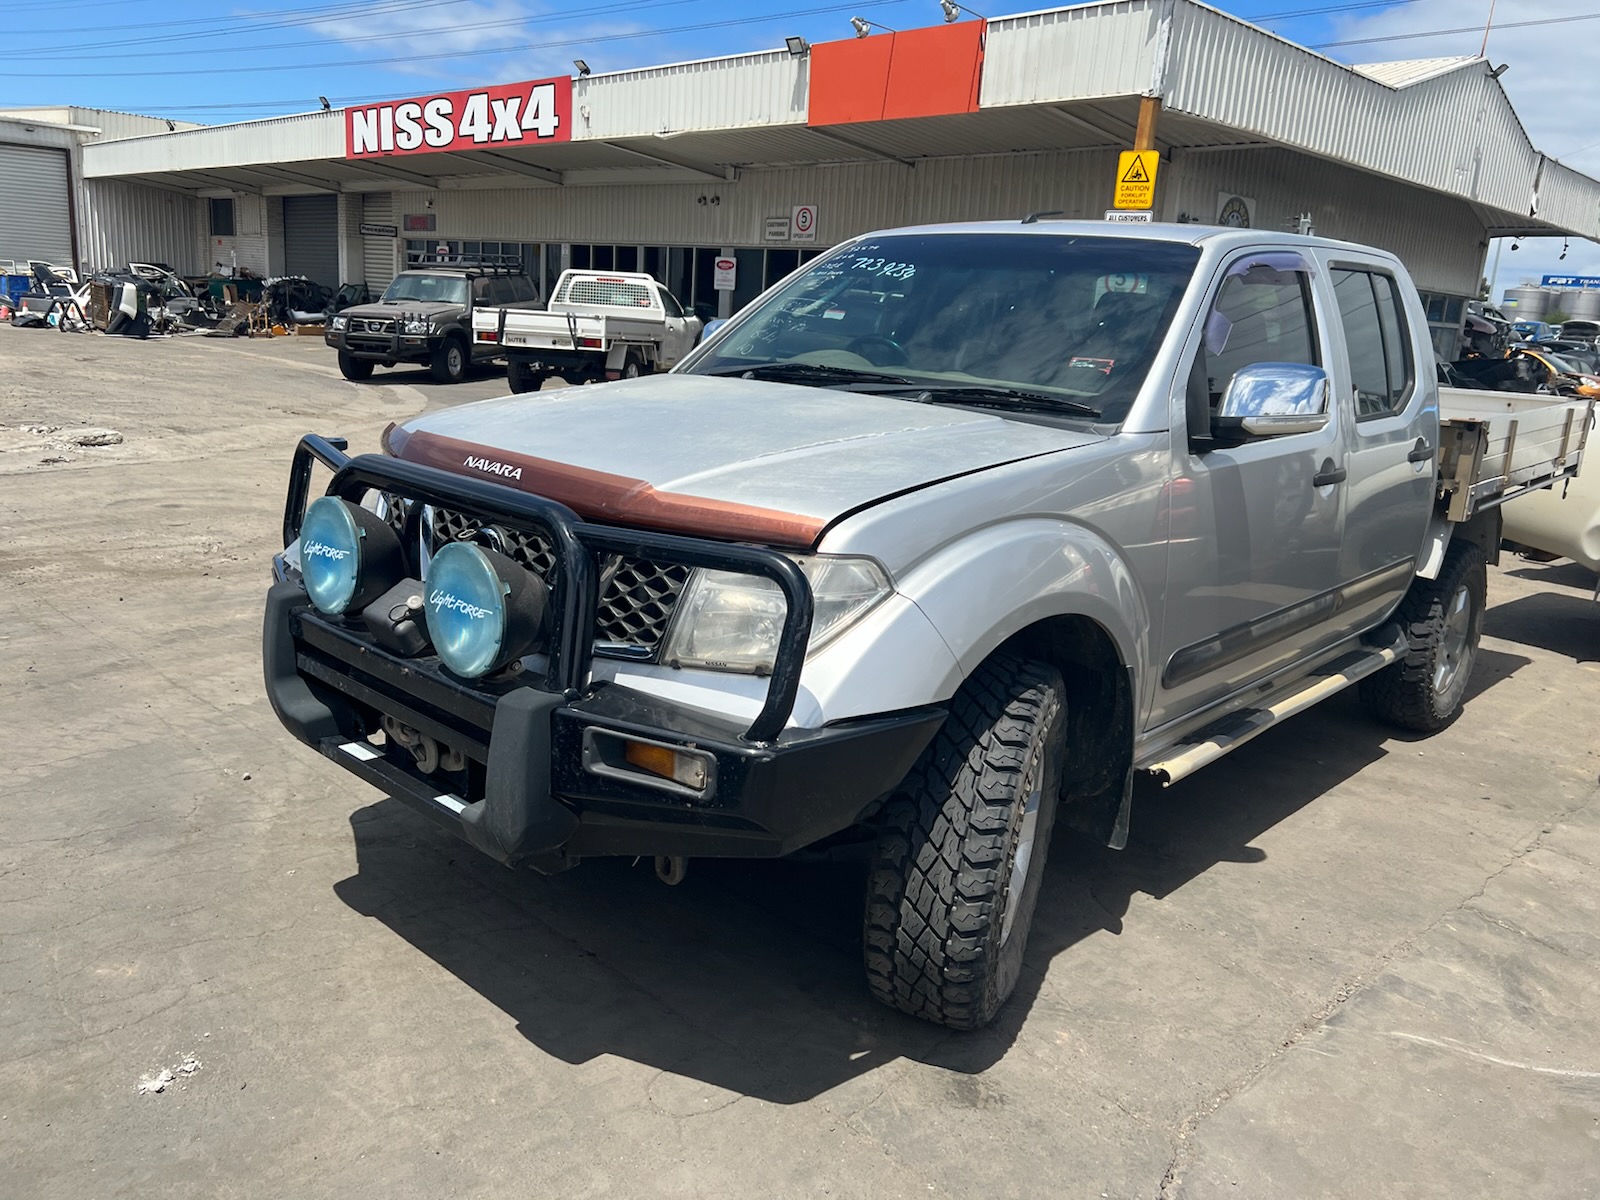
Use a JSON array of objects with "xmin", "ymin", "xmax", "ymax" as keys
[
  {"xmin": 79, "ymin": 0, "xmax": 1600, "ymax": 243},
  {"xmin": 1351, "ymin": 57, "xmax": 1479, "ymax": 88}
]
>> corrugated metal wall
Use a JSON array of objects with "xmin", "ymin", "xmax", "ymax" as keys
[
  {"xmin": 981, "ymin": 1, "xmax": 1158, "ymax": 107},
  {"xmin": 79, "ymin": 179, "xmax": 201, "ymax": 272},
  {"xmin": 362, "ymin": 193, "xmax": 396, "ymax": 291},
  {"xmin": 83, "ymin": 111, "xmax": 343, "ymax": 178},
  {"xmin": 575, "ymin": 51, "xmax": 808, "ymax": 140},
  {"xmin": 375, "ymin": 142, "xmax": 1482, "ymax": 296},
  {"xmin": 1161, "ymin": 2, "xmax": 1546, "ymax": 226},
  {"xmin": 1166, "ymin": 147, "xmax": 1486, "ymax": 295},
  {"xmin": 385, "ymin": 150, "xmax": 1122, "ymax": 249}
]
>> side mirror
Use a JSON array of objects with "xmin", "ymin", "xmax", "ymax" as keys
[{"xmin": 1214, "ymin": 363, "xmax": 1330, "ymax": 441}]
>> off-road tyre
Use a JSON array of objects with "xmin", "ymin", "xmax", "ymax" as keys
[
  {"xmin": 1359, "ymin": 541, "xmax": 1486, "ymax": 733},
  {"xmin": 337, "ymin": 351, "xmax": 374, "ymax": 381},
  {"xmin": 429, "ymin": 335, "xmax": 468, "ymax": 384},
  {"xmin": 864, "ymin": 655, "xmax": 1067, "ymax": 1029},
  {"xmin": 506, "ymin": 360, "xmax": 542, "ymax": 393}
]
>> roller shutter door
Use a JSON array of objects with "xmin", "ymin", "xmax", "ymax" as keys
[
  {"xmin": 282, "ymin": 195, "xmax": 339, "ymax": 289},
  {"xmin": 363, "ymin": 194, "xmax": 397, "ymax": 293},
  {"xmin": 0, "ymin": 143, "xmax": 73, "ymax": 267}
]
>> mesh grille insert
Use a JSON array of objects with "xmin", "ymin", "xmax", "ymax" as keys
[{"xmin": 424, "ymin": 507, "xmax": 689, "ymax": 656}]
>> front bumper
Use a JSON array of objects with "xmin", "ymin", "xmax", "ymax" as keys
[
  {"xmin": 265, "ymin": 581, "xmax": 943, "ymax": 867},
  {"xmin": 326, "ymin": 326, "xmax": 432, "ymax": 364},
  {"xmin": 265, "ymin": 434, "xmax": 944, "ymax": 869}
]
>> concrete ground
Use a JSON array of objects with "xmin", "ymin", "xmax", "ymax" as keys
[{"xmin": 1, "ymin": 325, "xmax": 1596, "ymax": 1200}]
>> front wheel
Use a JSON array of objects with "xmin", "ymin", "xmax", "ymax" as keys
[
  {"xmin": 1359, "ymin": 541, "xmax": 1486, "ymax": 732},
  {"xmin": 429, "ymin": 336, "xmax": 468, "ymax": 384},
  {"xmin": 864, "ymin": 654, "xmax": 1066, "ymax": 1030},
  {"xmin": 337, "ymin": 351, "xmax": 374, "ymax": 381}
]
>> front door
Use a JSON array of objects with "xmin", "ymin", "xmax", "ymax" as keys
[{"xmin": 1151, "ymin": 249, "xmax": 1349, "ymax": 727}]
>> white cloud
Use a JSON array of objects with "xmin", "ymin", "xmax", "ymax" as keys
[{"xmin": 1327, "ymin": 0, "xmax": 1600, "ymax": 298}]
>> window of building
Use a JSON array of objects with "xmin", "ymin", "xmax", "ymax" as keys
[{"xmin": 208, "ymin": 197, "xmax": 236, "ymax": 237}]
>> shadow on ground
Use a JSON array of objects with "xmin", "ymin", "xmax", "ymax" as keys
[{"xmin": 332, "ymin": 642, "xmax": 1529, "ymax": 1104}]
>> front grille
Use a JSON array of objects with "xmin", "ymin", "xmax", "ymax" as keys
[
  {"xmin": 379, "ymin": 491, "xmax": 412, "ymax": 537},
  {"xmin": 425, "ymin": 506, "xmax": 689, "ymax": 657},
  {"xmin": 356, "ymin": 318, "xmax": 395, "ymax": 335}
]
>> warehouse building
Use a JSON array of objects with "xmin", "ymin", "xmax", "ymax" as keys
[{"xmin": 10, "ymin": 0, "xmax": 1600, "ymax": 357}]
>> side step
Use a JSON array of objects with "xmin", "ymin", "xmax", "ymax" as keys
[{"xmin": 1138, "ymin": 630, "xmax": 1407, "ymax": 788}]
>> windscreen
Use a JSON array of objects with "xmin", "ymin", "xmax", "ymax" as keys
[
  {"xmin": 684, "ymin": 232, "xmax": 1201, "ymax": 423},
  {"xmin": 380, "ymin": 273, "xmax": 469, "ymax": 305}
]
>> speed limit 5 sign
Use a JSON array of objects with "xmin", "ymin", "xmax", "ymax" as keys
[{"xmin": 791, "ymin": 204, "xmax": 818, "ymax": 244}]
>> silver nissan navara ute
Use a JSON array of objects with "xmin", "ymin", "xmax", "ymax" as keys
[{"xmin": 266, "ymin": 221, "xmax": 1590, "ymax": 1029}]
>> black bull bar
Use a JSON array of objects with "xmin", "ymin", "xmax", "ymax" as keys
[{"xmin": 280, "ymin": 433, "xmax": 815, "ymax": 745}]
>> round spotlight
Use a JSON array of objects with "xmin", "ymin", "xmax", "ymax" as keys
[
  {"xmin": 423, "ymin": 541, "xmax": 548, "ymax": 678},
  {"xmin": 300, "ymin": 496, "xmax": 405, "ymax": 615}
]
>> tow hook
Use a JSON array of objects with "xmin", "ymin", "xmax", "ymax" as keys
[{"xmin": 654, "ymin": 855, "xmax": 688, "ymax": 886}]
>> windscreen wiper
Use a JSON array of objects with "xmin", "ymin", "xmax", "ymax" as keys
[
  {"xmin": 877, "ymin": 384, "xmax": 1102, "ymax": 419},
  {"xmin": 704, "ymin": 362, "xmax": 915, "ymax": 386}
]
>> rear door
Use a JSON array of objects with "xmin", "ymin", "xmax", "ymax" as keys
[{"xmin": 1325, "ymin": 258, "xmax": 1435, "ymax": 628}]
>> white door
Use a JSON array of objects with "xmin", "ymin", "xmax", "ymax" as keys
[{"xmin": 656, "ymin": 286, "xmax": 699, "ymax": 366}]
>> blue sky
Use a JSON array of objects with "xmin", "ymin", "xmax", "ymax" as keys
[{"xmin": 13, "ymin": 0, "xmax": 1595, "ymax": 298}]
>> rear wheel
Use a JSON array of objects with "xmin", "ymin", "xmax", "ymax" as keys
[
  {"xmin": 506, "ymin": 360, "xmax": 542, "ymax": 394},
  {"xmin": 621, "ymin": 352, "xmax": 643, "ymax": 380},
  {"xmin": 863, "ymin": 655, "xmax": 1066, "ymax": 1029},
  {"xmin": 1360, "ymin": 541, "xmax": 1486, "ymax": 732},
  {"xmin": 429, "ymin": 336, "xmax": 468, "ymax": 384},
  {"xmin": 337, "ymin": 351, "xmax": 374, "ymax": 381}
]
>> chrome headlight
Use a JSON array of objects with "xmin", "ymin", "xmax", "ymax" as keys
[
  {"xmin": 403, "ymin": 316, "xmax": 431, "ymax": 334},
  {"xmin": 330, "ymin": 315, "xmax": 348, "ymax": 331},
  {"xmin": 662, "ymin": 556, "xmax": 890, "ymax": 674}
]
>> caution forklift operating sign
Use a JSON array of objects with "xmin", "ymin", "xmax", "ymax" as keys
[{"xmin": 1113, "ymin": 150, "xmax": 1159, "ymax": 209}]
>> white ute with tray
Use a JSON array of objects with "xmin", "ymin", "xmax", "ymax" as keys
[{"xmin": 473, "ymin": 269, "xmax": 702, "ymax": 393}]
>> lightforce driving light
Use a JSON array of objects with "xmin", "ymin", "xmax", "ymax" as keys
[
  {"xmin": 299, "ymin": 496, "xmax": 406, "ymax": 615},
  {"xmin": 422, "ymin": 541, "xmax": 549, "ymax": 678}
]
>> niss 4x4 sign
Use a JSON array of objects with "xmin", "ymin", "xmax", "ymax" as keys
[{"xmin": 345, "ymin": 76, "xmax": 572, "ymax": 158}]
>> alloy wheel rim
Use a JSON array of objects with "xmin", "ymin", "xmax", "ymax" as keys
[
  {"xmin": 1433, "ymin": 581, "xmax": 1476, "ymax": 704},
  {"xmin": 1000, "ymin": 766, "xmax": 1043, "ymax": 948}
]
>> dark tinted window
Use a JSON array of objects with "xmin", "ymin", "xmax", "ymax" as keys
[
  {"xmin": 208, "ymin": 197, "xmax": 235, "ymax": 237},
  {"xmin": 658, "ymin": 286, "xmax": 684, "ymax": 318},
  {"xmin": 1333, "ymin": 268, "xmax": 1412, "ymax": 420},
  {"xmin": 1202, "ymin": 256, "xmax": 1318, "ymax": 403}
]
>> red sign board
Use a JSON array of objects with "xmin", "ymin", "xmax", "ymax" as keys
[
  {"xmin": 809, "ymin": 22, "xmax": 985, "ymax": 127},
  {"xmin": 345, "ymin": 76, "xmax": 572, "ymax": 158}
]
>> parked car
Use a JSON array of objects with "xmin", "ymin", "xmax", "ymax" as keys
[
  {"xmin": 471, "ymin": 269, "xmax": 701, "ymax": 392},
  {"xmin": 326, "ymin": 258, "xmax": 541, "ymax": 383},
  {"xmin": 1512, "ymin": 319, "xmax": 1558, "ymax": 343},
  {"xmin": 264, "ymin": 222, "xmax": 1591, "ymax": 1029},
  {"xmin": 1554, "ymin": 318, "xmax": 1600, "ymax": 346}
]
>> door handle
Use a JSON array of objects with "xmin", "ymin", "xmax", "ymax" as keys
[
  {"xmin": 1312, "ymin": 458, "xmax": 1347, "ymax": 487},
  {"xmin": 1407, "ymin": 437, "xmax": 1434, "ymax": 463}
]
